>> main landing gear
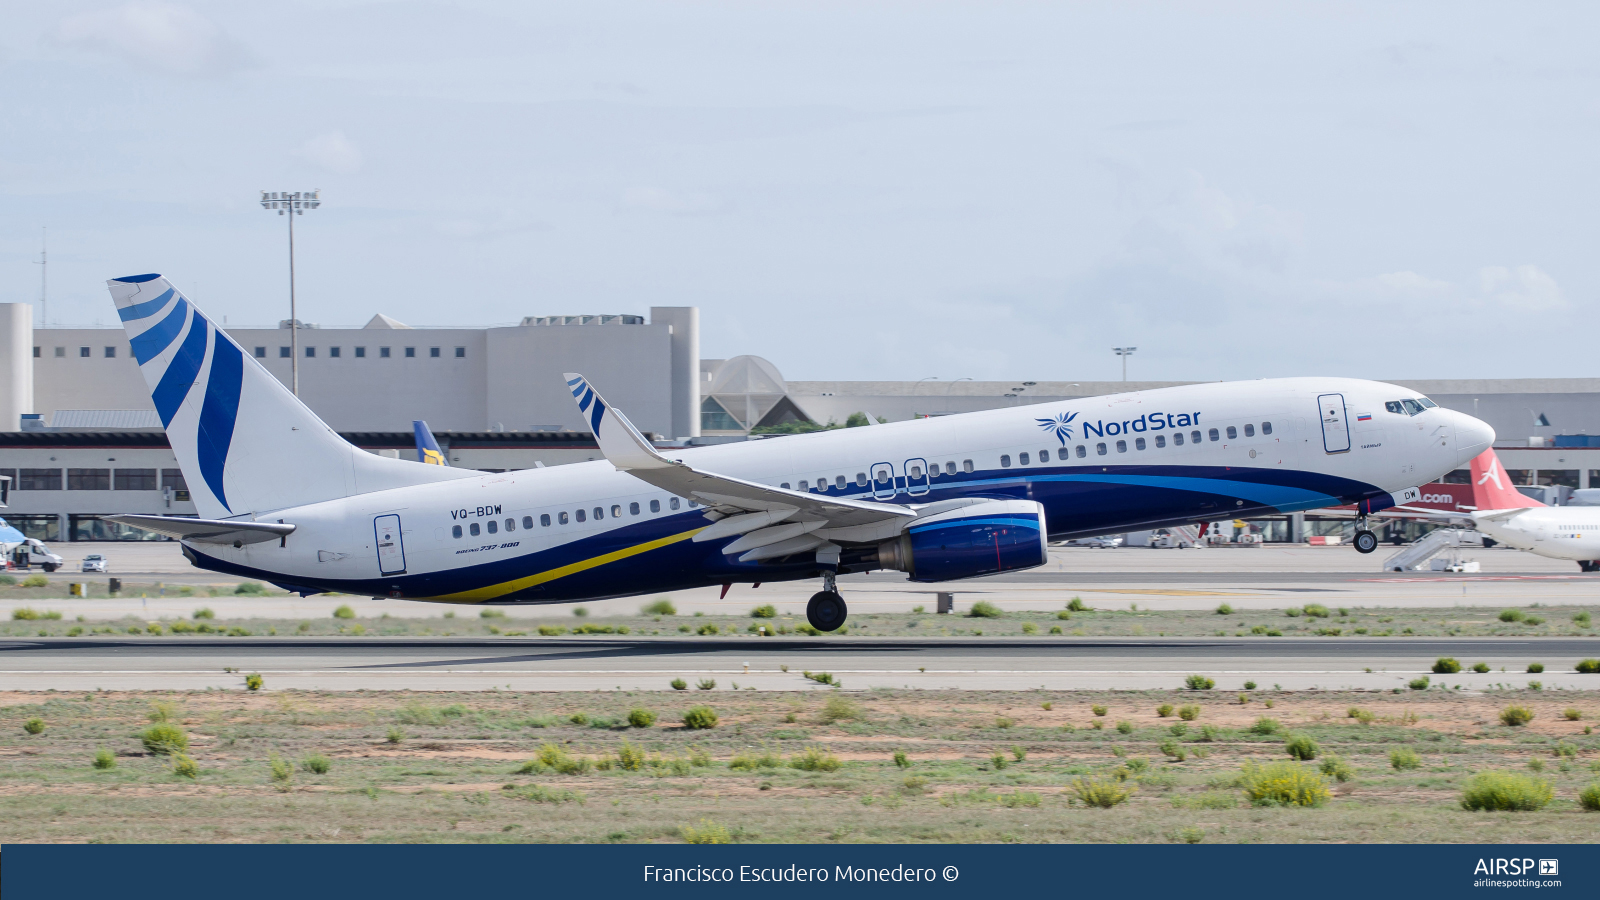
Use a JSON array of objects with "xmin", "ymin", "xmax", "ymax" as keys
[
  {"xmin": 1579, "ymin": 561, "xmax": 1599, "ymax": 573},
  {"xmin": 806, "ymin": 569, "xmax": 849, "ymax": 633},
  {"xmin": 1352, "ymin": 518, "xmax": 1379, "ymax": 555}
]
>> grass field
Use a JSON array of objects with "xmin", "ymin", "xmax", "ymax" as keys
[{"xmin": 3, "ymin": 687, "xmax": 1599, "ymax": 843}]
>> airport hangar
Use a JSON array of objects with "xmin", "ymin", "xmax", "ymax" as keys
[{"xmin": 0, "ymin": 299, "xmax": 1596, "ymax": 542}]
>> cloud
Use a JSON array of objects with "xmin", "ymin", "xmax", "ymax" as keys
[
  {"xmin": 1374, "ymin": 270, "xmax": 1453, "ymax": 295},
  {"xmin": 621, "ymin": 187, "xmax": 722, "ymax": 216},
  {"xmin": 55, "ymin": 2, "xmax": 247, "ymax": 76},
  {"xmin": 294, "ymin": 131, "xmax": 363, "ymax": 174},
  {"xmin": 1479, "ymin": 264, "xmax": 1567, "ymax": 311}
]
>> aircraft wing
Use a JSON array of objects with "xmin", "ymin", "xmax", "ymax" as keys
[
  {"xmin": 106, "ymin": 514, "xmax": 296, "ymax": 545},
  {"xmin": 563, "ymin": 373, "xmax": 914, "ymax": 533}
]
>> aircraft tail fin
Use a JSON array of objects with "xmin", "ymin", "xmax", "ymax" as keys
[
  {"xmin": 107, "ymin": 274, "xmax": 473, "ymax": 519},
  {"xmin": 1468, "ymin": 447, "xmax": 1543, "ymax": 510},
  {"xmin": 413, "ymin": 420, "xmax": 447, "ymax": 465}
]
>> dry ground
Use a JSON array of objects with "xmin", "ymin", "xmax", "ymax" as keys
[{"xmin": 1, "ymin": 687, "xmax": 1599, "ymax": 843}]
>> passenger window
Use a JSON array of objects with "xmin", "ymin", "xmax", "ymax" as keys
[
  {"xmin": 505, "ymin": 518, "xmax": 515, "ymax": 532},
  {"xmin": 1154, "ymin": 435, "xmax": 1166, "ymax": 448},
  {"xmin": 451, "ymin": 525, "xmax": 462, "ymax": 538},
  {"xmin": 1209, "ymin": 428, "xmax": 1220, "ymax": 442},
  {"xmin": 611, "ymin": 505, "xmax": 622, "ymax": 518},
  {"xmin": 1039, "ymin": 449, "xmax": 1049, "ymax": 462},
  {"xmin": 1174, "ymin": 432, "xmax": 1184, "ymax": 445},
  {"xmin": 689, "ymin": 500, "xmax": 699, "ymax": 508},
  {"xmin": 594, "ymin": 507, "xmax": 604, "ymax": 520},
  {"xmin": 875, "ymin": 468, "xmax": 890, "ymax": 484},
  {"xmin": 1262, "ymin": 421, "xmax": 1273, "ymax": 435},
  {"xmin": 855, "ymin": 473, "xmax": 867, "ymax": 486},
  {"xmin": 1076, "ymin": 445, "xmax": 1086, "ymax": 458},
  {"xmin": 1097, "ymin": 443, "xmax": 1107, "ymax": 456},
  {"xmin": 669, "ymin": 497, "xmax": 680, "ymax": 510},
  {"xmin": 1243, "ymin": 424, "xmax": 1255, "ymax": 437},
  {"xmin": 1226, "ymin": 426, "xmax": 1237, "ymax": 440},
  {"xmin": 575, "ymin": 509, "xmax": 586, "ymax": 523},
  {"xmin": 469, "ymin": 522, "xmax": 480, "ymax": 536},
  {"xmin": 836, "ymin": 476, "xmax": 847, "ymax": 488},
  {"xmin": 650, "ymin": 499, "xmax": 661, "ymax": 513},
  {"xmin": 1000, "ymin": 455, "xmax": 1011, "ymax": 468},
  {"xmin": 487, "ymin": 520, "xmax": 498, "ymax": 534},
  {"xmin": 947, "ymin": 462, "xmax": 957, "ymax": 474},
  {"xmin": 910, "ymin": 465, "xmax": 922, "ymax": 478},
  {"xmin": 1135, "ymin": 437, "xmax": 1146, "ymax": 451},
  {"xmin": 559, "ymin": 511, "xmax": 568, "ymax": 524},
  {"xmin": 539, "ymin": 514, "xmax": 550, "ymax": 527},
  {"xmin": 1116, "ymin": 440, "xmax": 1127, "ymax": 453},
  {"xmin": 1020, "ymin": 452, "xmax": 1030, "ymax": 465},
  {"xmin": 523, "ymin": 516, "xmax": 534, "ymax": 529},
  {"xmin": 1191, "ymin": 430, "xmax": 1202, "ymax": 444},
  {"xmin": 630, "ymin": 502, "xmax": 640, "ymax": 515},
  {"xmin": 962, "ymin": 460, "xmax": 974, "ymax": 473},
  {"xmin": 798, "ymin": 480, "xmax": 809, "ymax": 490},
  {"xmin": 780, "ymin": 482, "xmax": 790, "ymax": 489}
]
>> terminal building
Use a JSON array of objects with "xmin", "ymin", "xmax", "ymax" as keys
[{"xmin": 2, "ymin": 296, "xmax": 1598, "ymax": 542}]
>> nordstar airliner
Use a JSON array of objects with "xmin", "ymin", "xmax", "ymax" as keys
[{"xmin": 104, "ymin": 274, "xmax": 1495, "ymax": 631}]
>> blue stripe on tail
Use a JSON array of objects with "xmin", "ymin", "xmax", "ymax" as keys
[
  {"xmin": 117, "ymin": 288, "xmax": 175, "ymax": 322},
  {"xmin": 151, "ymin": 315, "xmax": 209, "ymax": 427},
  {"xmin": 130, "ymin": 298, "xmax": 190, "ymax": 365},
  {"xmin": 196, "ymin": 329, "xmax": 243, "ymax": 512}
]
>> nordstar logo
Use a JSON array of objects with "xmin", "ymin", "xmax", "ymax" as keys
[{"xmin": 1035, "ymin": 412, "xmax": 1079, "ymax": 444}]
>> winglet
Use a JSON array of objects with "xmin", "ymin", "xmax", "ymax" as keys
[{"xmin": 563, "ymin": 373, "xmax": 674, "ymax": 471}]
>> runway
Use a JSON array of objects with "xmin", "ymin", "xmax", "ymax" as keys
[{"xmin": 4, "ymin": 635, "xmax": 1596, "ymax": 692}]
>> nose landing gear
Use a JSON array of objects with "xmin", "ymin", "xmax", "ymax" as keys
[
  {"xmin": 1352, "ymin": 516, "xmax": 1379, "ymax": 554},
  {"xmin": 806, "ymin": 568, "xmax": 848, "ymax": 632}
]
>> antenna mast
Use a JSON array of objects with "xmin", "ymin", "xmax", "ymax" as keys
[{"xmin": 33, "ymin": 227, "xmax": 46, "ymax": 326}]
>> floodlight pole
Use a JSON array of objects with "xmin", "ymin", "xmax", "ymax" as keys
[
  {"xmin": 1113, "ymin": 346, "xmax": 1137, "ymax": 382},
  {"xmin": 260, "ymin": 190, "xmax": 321, "ymax": 396}
]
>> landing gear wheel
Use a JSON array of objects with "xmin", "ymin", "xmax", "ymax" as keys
[
  {"xmin": 1581, "ymin": 561, "xmax": 1597, "ymax": 573},
  {"xmin": 1352, "ymin": 530, "xmax": 1379, "ymax": 554},
  {"xmin": 806, "ymin": 591, "xmax": 848, "ymax": 632}
]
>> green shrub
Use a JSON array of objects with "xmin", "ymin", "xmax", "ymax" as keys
[
  {"xmin": 821, "ymin": 695, "xmax": 862, "ymax": 723},
  {"xmin": 1090, "ymin": 704, "xmax": 1108, "ymax": 717},
  {"xmin": 642, "ymin": 599, "xmax": 676, "ymax": 615},
  {"xmin": 1072, "ymin": 777, "xmax": 1133, "ymax": 808},
  {"xmin": 11, "ymin": 608, "xmax": 38, "ymax": 620},
  {"xmin": 1471, "ymin": 662, "xmax": 1490, "ymax": 674},
  {"xmin": 302, "ymin": 753, "xmax": 331, "ymax": 775},
  {"xmin": 1115, "ymin": 720, "xmax": 1133, "ymax": 735},
  {"xmin": 1500, "ymin": 705, "xmax": 1534, "ymax": 727},
  {"xmin": 681, "ymin": 819, "xmax": 732, "ymax": 844},
  {"xmin": 893, "ymin": 750, "xmax": 910, "ymax": 769},
  {"xmin": 1284, "ymin": 733, "xmax": 1319, "ymax": 760},
  {"xmin": 683, "ymin": 706, "xmax": 719, "ymax": 730},
  {"xmin": 1432, "ymin": 657, "xmax": 1461, "ymax": 674},
  {"xmin": 1243, "ymin": 681, "xmax": 1257, "ymax": 690},
  {"xmin": 0, "ymin": 574, "xmax": 14, "ymax": 585},
  {"xmin": 1563, "ymin": 707, "xmax": 1582, "ymax": 721},
  {"xmin": 989, "ymin": 752, "xmax": 1008, "ymax": 770},
  {"xmin": 568, "ymin": 712, "xmax": 589, "ymax": 725},
  {"xmin": 696, "ymin": 678, "xmax": 716, "ymax": 690},
  {"xmin": 1499, "ymin": 609, "xmax": 1525, "ymax": 623},
  {"xmin": 1215, "ymin": 603, "xmax": 1233, "ymax": 615},
  {"xmin": 1285, "ymin": 607, "xmax": 1302, "ymax": 618},
  {"xmin": 332, "ymin": 605, "xmax": 355, "ymax": 619},
  {"xmin": 1184, "ymin": 675, "xmax": 1215, "ymax": 691},
  {"xmin": 1525, "ymin": 616, "xmax": 1544, "ymax": 626},
  {"xmin": 1576, "ymin": 659, "xmax": 1600, "ymax": 674},
  {"xmin": 1156, "ymin": 703, "xmax": 1174, "ymax": 717},
  {"xmin": 141, "ymin": 723, "xmax": 189, "ymax": 755},
  {"xmin": 1241, "ymin": 761, "xmax": 1330, "ymax": 807},
  {"xmin": 1055, "ymin": 611, "xmax": 1071, "ymax": 621},
  {"xmin": 1250, "ymin": 717, "xmax": 1280, "ymax": 735},
  {"xmin": 385, "ymin": 726, "xmax": 405, "ymax": 744},
  {"xmin": 538, "ymin": 624, "xmax": 566, "ymax": 636},
  {"xmin": 268, "ymin": 754, "xmax": 293, "ymax": 789},
  {"xmin": 728, "ymin": 748, "xmax": 779, "ymax": 771},
  {"xmin": 1320, "ymin": 756, "xmax": 1354, "ymax": 782},
  {"xmin": 22, "ymin": 717, "xmax": 44, "ymax": 735},
  {"xmin": 1169, "ymin": 723, "xmax": 1188, "ymax": 736},
  {"xmin": 573, "ymin": 607, "xmax": 589, "ymax": 618},
  {"xmin": 1020, "ymin": 621, "xmax": 1038, "ymax": 635},
  {"xmin": 670, "ymin": 678, "xmax": 688, "ymax": 691},
  {"xmin": 967, "ymin": 600, "xmax": 1002, "ymax": 618},
  {"xmin": 1303, "ymin": 603, "xmax": 1330, "ymax": 618},
  {"xmin": 1011, "ymin": 745, "xmax": 1027, "ymax": 761},
  {"xmin": 627, "ymin": 708, "xmax": 657, "ymax": 728},
  {"xmin": 1390, "ymin": 747, "xmax": 1421, "ymax": 770},
  {"xmin": 790, "ymin": 745, "xmax": 840, "ymax": 772},
  {"xmin": 1579, "ymin": 782, "xmax": 1600, "ymax": 812},
  {"xmin": 1528, "ymin": 663, "xmax": 1545, "ymax": 674},
  {"xmin": 234, "ymin": 581, "xmax": 267, "ymax": 595},
  {"xmin": 1178, "ymin": 704, "xmax": 1201, "ymax": 721},
  {"xmin": 20, "ymin": 575, "xmax": 48, "ymax": 588},
  {"xmin": 1067, "ymin": 597, "xmax": 1089, "ymax": 612},
  {"xmin": 92, "ymin": 747, "xmax": 116, "ymax": 770},
  {"xmin": 1409, "ymin": 676, "xmax": 1431, "ymax": 690},
  {"xmin": 244, "ymin": 672, "xmax": 263, "ymax": 691},
  {"xmin": 749, "ymin": 604, "xmax": 776, "ymax": 618},
  {"xmin": 1159, "ymin": 740, "xmax": 1186, "ymax": 761},
  {"xmin": 1460, "ymin": 771, "xmax": 1552, "ymax": 811},
  {"xmin": 697, "ymin": 623, "xmax": 719, "ymax": 636},
  {"xmin": 192, "ymin": 607, "xmax": 215, "ymax": 619},
  {"xmin": 616, "ymin": 741, "xmax": 647, "ymax": 771},
  {"xmin": 172, "ymin": 754, "xmax": 200, "ymax": 779},
  {"xmin": 1573, "ymin": 611, "xmax": 1592, "ymax": 627}
]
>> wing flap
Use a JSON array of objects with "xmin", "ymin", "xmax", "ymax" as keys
[{"xmin": 107, "ymin": 514, "xmax": 295, "ymax": 545}]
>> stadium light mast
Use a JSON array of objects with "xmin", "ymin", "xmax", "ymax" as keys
[
  {"xmin": 1113, "ymin": 346, "xmax": 1137, "ymax": 382},
  {"xmin": 259, "ymin": 190, "xmax": 321, "ymax": 396}
]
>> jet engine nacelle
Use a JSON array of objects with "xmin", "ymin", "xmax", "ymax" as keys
[{"xmin": 876, "ymin": 499, "xmax": 1048, "ymax": 582}]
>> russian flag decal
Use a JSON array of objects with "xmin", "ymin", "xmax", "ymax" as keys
[{"xmin": 1356, "ymin": 413, "xmax": 1372, "ymax": 421}]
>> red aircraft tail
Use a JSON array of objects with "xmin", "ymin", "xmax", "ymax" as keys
[{"xmin": 1468, "ymin": 448, "xmax": 1543, "ymax": 510}]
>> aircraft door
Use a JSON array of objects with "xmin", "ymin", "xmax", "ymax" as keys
[
  {"xmin": 375, "ymin": 514, "xmax": 407, "ymax": 576},
  {"xmin": 904, "ymin": 458, "xmax": 930, "ymax": 497},
  {"xmin": 871, "ymin": 462, "xmax": 897, "ymax": 500},
  {"xmin": 1317, "ymin": 394, "xmax": 1351, "ymax": 453}
]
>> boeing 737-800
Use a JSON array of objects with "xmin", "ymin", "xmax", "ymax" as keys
[{"xmin": 103, "ymin": 274, "xmax": 1495, "ymax": 631}]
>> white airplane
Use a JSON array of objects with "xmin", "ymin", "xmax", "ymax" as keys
[
  {"xmin": 103, "ymin": 274, "xmax": 1495, "ymax": 630},
  {"xmin": 1381, "ymin": 448, "xmax": 1600, "ymax": 572}
]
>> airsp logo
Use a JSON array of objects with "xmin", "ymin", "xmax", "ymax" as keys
[
  {"xmin": 1540, "ymin": 859, "xmax": 1559, "ymax": 876},
  {"xmin": 1472, "ymin": 858, "xmax": 1555, "ymax": 876}
]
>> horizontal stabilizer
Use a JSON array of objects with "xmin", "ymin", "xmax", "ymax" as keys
[{"xmin": 107, "ymin": 514, "xmax": 295, "ymax": 545}]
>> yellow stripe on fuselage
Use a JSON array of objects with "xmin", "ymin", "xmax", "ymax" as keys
[{"xmin": 425, "ymin": 527, "xmax": 706, "ymax": 603}]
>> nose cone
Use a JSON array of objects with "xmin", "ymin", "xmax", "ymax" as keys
[{"xmin": 1450, "ymin": 410, "xmax": 1495, "ymax": 465}]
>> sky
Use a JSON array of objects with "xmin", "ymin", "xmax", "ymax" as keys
[{"xmin": 2, "ymin": 1, "xmax": 1597, "ymax": 384}]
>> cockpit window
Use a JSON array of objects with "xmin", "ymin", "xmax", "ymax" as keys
[
  {"xmin": 1386, "ymin": 399, "xmax": 1433, "ymax": 416},
  {"xmin": 1402, "ymin": 399, "xmax": 1424, "ymax": 415},
  {"xmin": 1417, "ymin": 397, "xmax": 1437, "ymax": 408},
  {"xmin": 1385, "ymin": 401, "xmax": 1405, "ymax": 415}
]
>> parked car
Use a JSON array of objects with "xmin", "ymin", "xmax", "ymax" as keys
[
  {"xmin": 1063, "ymin": 536, "xmax": 1123, "ymax": 549},
  {"xmin": 81, "ymin": 554, "xmax": 108, "ymax": 573}
]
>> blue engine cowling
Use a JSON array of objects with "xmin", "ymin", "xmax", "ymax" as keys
[{"xmin": 876, "ymin": 499, "xmax": 1048, "ymax": 582}]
